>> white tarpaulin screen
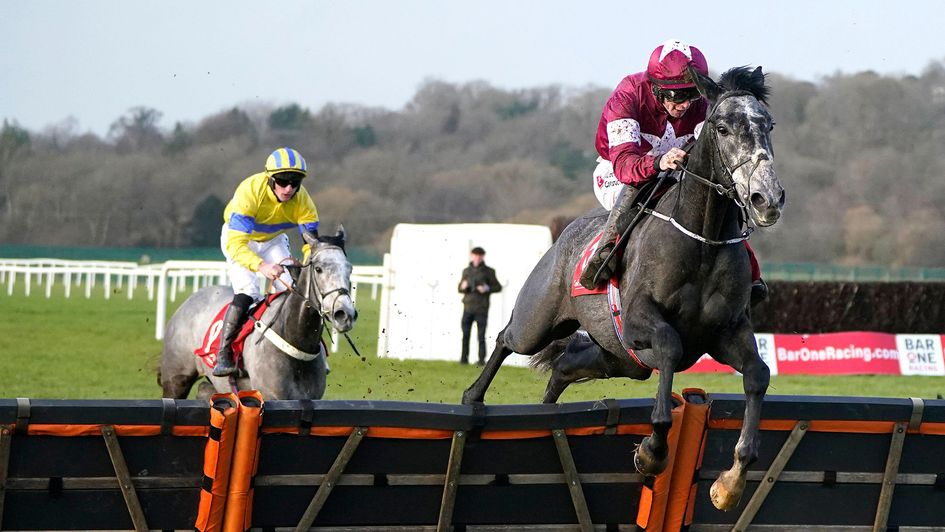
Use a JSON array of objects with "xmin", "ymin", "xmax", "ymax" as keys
[{"xmin": 377, "ymin": 223, "xmax": 553, "ymax": 366}]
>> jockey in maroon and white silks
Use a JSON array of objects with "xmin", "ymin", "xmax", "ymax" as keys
[
  {"xmin": 592, "ymin": 70, "xmax": 709, "ymax": 210},
  {"xmin": 595, "ymin": 71, "xmax": 708, "ymax": 189},
  {"xmin": 582, "ymin": 39, "xmax": 765, "ymax": 299}
]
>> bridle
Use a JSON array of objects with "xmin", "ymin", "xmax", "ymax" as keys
[
  {"xmin": 286, "ymin": 244, "xmax": 351, "ymax": 326},
  {"xmin": 648, "ymin": 90, "xmax": 767, "ymax": 245},
  {"xmin": 275, "ymin": 243, "xmax": 365, "ymax": 357}
]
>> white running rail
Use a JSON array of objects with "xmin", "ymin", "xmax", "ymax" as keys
[{"xmin": 0, "ymin": 259, "xmax": 386, "ymax": 340}]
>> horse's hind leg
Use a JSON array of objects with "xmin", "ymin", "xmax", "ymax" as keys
[
  {"xmin": 540, "ymin": 333, "xmax": 610, "ymax": 403},
  {"xmin": 462, "ymin": 331, "xmax": 514, "ymax": 404},
  {"xmin": 708, "ymin": 323, "xmax": 770, "ymax": 511}
]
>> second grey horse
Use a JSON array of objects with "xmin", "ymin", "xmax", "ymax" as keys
[{"xmin": 159, "ymin": 227, "xmax": 356, "ymax": 400}]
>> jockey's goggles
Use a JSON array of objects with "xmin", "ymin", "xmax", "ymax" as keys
[
  {"xmin": 273, "ymin": 176, "xmax": 302, "ymax": 189},
  {"xmin": 658, "ymin": 87, "xmax": 701, "ymax": 104}
]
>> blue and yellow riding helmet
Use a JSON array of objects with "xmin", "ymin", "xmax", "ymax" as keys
[{"xmin": 265, "ymin": 147, "xmax": 308, "ymax": 179}]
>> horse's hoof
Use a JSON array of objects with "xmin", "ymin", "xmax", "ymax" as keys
[
  {"xmin": 710, "ymin": 471, "xmax": 745, "ymax": 511},
  {"xmin": 633, "ymin": 439, "xmax": 668, "ymax": 477}
]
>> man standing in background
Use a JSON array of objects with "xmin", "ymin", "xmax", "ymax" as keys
[{"xmin": 458, "ymin": 247, "xmax": 502, "ymax": 365}]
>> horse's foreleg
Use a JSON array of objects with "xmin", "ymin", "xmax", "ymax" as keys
[
  {"xmin": 634, "ymin": 322, "xmax": 682, "ymax": 476},
  {"xmin": 462, "ymin": 333, "xmax": 514, "ymax": 404},
  {"xmin": 708, "ymin": 325, "xmax": 770, "ymax": 511}
]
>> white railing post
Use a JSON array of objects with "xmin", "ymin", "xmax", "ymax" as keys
[
  {"xmin": 155, "ymin": 265, "xmax": 169, "ymax": 340},
  {"xmin": 169, "ymin": 276, "xmax": 178, "ymax": 302},
  {"xmin": 64, "ymin": 271, "xmax": 71, "ymax": 298}
]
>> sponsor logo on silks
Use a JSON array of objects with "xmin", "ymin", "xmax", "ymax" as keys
[{"xmin": 895, "ymin": 334, "xmax": 945, "ymax": 376}]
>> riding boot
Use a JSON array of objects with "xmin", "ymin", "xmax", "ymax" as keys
[
  {"xmin": 750, "ymin": 278, "xmax": 769, "ymax": 307},
  {"xmin": 579, "ymin": 186, "xmax": 641, "ymax": 289},
  {"xmin": 212, "ymin": 297, "xmax": 251, "ymax": 377}
]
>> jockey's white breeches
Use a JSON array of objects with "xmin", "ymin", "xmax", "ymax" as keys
[
  {"xmin": 219, "ymin": 224, "xmax": 294, "ymax": 302},
  {"xmin": 592, "ymin": 157, "xmax": 625, "ymax": 211}
]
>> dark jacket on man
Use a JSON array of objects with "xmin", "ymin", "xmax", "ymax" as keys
[{"xmin": 458, "ymin": 262, "xmax": 502, "ymax": 313}]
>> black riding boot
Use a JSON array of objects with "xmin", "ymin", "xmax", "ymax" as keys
[
  {"xmin": 212, "ymin": 295, "xmax": 252, "ymax": 377},
  {"xmin": 750, "ymin": 278, "xmax": 769, "ymax": 307},
  {"xmin": 579, "ymin": 187, "xmax": 641, "ymax": 289}
]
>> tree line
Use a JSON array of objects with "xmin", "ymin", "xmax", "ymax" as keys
[{"xmin": 2, "ymin": 60, "xmax": 945, "ymax": 268}]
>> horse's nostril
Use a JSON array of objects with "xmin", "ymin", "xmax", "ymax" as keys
[
  {"xmin": 750, "ymin": 192, "xmax": 767, "ymax": 209},
  {"xmin": 333, "ymin": 309, "xmax": 348, "ymax": 324},
  {"xmin": 778, "ymin": 189, "xmax": 786, "ymax": 208}
]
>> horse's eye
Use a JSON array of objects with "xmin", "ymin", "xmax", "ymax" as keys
[
  {"xmin": 716, "ymin": 125, "xmax": 729, "ymax": 136},
  {"xmin": 768, "ymin": 122, "xmax": 776, "ymax": 132},
  {"xmin": 315, "ymin": 267, "xmax": 323, "ymax": 274}
]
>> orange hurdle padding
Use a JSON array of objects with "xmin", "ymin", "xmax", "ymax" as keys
[
  {"xmin": 635, "ymin": 393, "xmax": 686, "ymax": 531},
  {"xmin": 223, "ymin": 390, "xmax": 265, "ymax": 532},
  {"xmin": 664, "ymin": 388, "xmax": 711, "ymax": 531},
  {"xmin": 195, "ymin": 392, "xmax": 240, "ymax": 532}
]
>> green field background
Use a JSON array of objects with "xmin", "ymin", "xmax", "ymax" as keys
[{"xmin": 0, "ymin": 282, "xmax": 942, "ymax": 402}]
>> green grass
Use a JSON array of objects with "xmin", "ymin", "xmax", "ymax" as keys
[{"xmin": 0, "ymin": 284, "xmax": 942, "ymax": 402}]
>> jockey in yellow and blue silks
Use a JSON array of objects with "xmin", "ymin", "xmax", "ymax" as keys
[{"xmin": 213, "ymin": 147, "xmax": 320, "ymax": 377}]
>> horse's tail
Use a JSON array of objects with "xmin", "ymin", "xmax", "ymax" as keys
[{"xmin": 528, "ymin": 336, "xmax": 575, "ymax": 372}]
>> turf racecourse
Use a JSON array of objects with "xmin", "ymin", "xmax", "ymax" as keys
[{"xmin": 0, "ymin": 286, "xmax": 942, "ymax": 401}]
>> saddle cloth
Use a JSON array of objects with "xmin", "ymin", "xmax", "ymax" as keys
[
  {"xmin": 570, "ymin": 232, "xmax": 649, "ymax": 370},
  {"xmin": 194, "ymin": 292, "xmax": 285, "ymax": 369},
  {"xmin": 570, "ymin": 232, "xmax": 619, "ymax": 296}
]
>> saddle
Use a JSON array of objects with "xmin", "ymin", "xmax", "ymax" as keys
[{"xmin": 194, "ymin": 292, "xmax": 285, "ymax": 370}]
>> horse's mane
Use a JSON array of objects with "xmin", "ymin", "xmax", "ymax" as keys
[{"xmin": 718, "ymin": 66, "xmax": 770, "ymax": 105}]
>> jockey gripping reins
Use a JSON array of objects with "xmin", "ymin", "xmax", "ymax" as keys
[{"xmin": 592, "ymin": 90, "xmax": 761, "ymax": 282}]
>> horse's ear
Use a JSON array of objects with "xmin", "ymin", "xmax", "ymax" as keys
[
  {"xmin": 335, "ymin": 224, "xmax": 346, "ymax": 244},
  {"xmin": 751, "ymin": 66, "xmax": 765, "ymax": 84},
  {"xmin": 689, "ymin": 65, "xmax": 722, "ymax": 103},
  {"xmin": 750, "ymin": 66, "xmax": 770, "ymax": 104},
  {"xmin": 302, "ymin": 230, "xmax": 319, "ymax": 248}
]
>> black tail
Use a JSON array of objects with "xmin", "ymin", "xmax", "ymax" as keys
[{"xmin": 528, "ymin": 336, "xmax": 577, "ymax": 372}]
